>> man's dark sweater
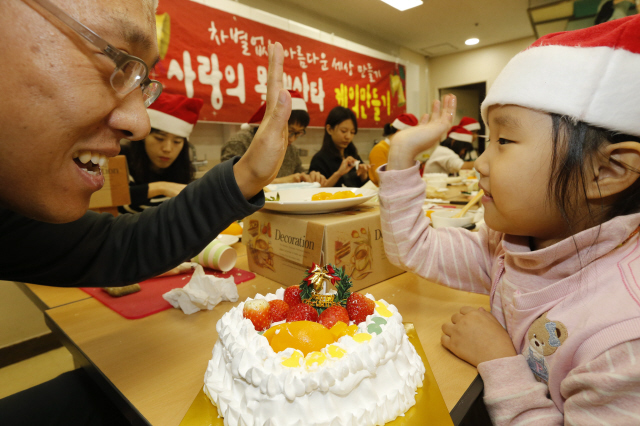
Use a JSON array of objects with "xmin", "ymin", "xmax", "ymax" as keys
[{"xmin": 0, "ymin": 159, "xmax": 263, "ymax": 287}]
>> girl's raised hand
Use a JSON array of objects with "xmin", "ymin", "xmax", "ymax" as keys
[
  {"xmin": 387, "ymin": 94, "xmax": 457, "ymax": 170},
  {"xmin": 234, "ymin": 42, "xmax": 292, "ymax": 199}
]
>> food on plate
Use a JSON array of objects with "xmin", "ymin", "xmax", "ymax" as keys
[
  {"xmin": 311, "ymin": 190, "xmax": 362, "ymax": 201},
  {"xmin": 221, "ymin": 221, "xmax": 242, "ymax": 235}
]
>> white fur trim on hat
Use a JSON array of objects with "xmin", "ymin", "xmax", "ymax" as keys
[
  {"xmin": 291, "ymin": 97, "xmax": 307, "ymax": 111},
  {"xmin": 147, "ymin": 109, "xmax": 194, "ymax": 139},
  {"xmin": 392, "ymin": 118, "xmax": 412, "ymax": 130},
  {"xmin": 481, "ymin": 45, "xmax": 640, "ymax": 137},
  {"xmin": 462, "ymin": 122, "xmax": 481, "ymax": 131},
  {"xmin": 448, "ymin": 132, "xmax": 473, "ymax": 143}
]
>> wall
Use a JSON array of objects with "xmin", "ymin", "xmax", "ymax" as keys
[
  {"xmin": 187, "ymin": 0, "xmax": 430, "ymax": 172},
  {"xmin": 427, "ymin": 36, "xmax": 536, "ymax": 108}
]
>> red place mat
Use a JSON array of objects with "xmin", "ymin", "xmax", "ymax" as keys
[{"xmin": 81, "ymin": 267, "xmax": 254, "ymax": 320}]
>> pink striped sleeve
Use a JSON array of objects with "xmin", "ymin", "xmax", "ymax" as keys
[
  {"xmin": 478, "ymin": 355, "xmax": 563, "ymax": 425},
  {"xmin": 478, "ymin": 340, "xmax": 640, "ymax": 425},
  {"xmin": 378, "ymin": 164, "xmax": 496, "ymax": 294},
  {"xmin": 562, "ymin": 339, "xmax": 640, "ymax": 425}
]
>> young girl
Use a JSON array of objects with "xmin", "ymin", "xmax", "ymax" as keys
[
  {"xmin": 309, "ymin": 106, "xmax": 370, "ymax": 187},
  {"xmin": 119, "ymin": 93, "xmax": 202, "ymax": 213},
  {"xmin": 378, "ymin": 16, "xmax": 640, "ymax": 424}
]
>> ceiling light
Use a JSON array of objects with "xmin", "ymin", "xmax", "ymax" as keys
[
  {"xmin": 379, "ymin": 0, "xmax": 423, "ymax": 12},
  {"xmin": 465, "ymin": 38, "xmax": 480, "ymax": 46}
]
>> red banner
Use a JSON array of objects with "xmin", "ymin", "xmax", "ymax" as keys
[{"xmin": 154, "ymin": 1, "xmax": 406, "ymax": 127}]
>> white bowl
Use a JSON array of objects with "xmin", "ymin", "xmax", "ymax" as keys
[
  {"xmin": 430, "ymin": 209, "xmax": 474, "ymax": 228},
  {"xmin": 426, "ymin": 180, "xmax": 447, "ymax": 189}
]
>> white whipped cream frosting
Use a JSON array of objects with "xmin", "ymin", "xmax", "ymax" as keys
[{"xmin": 204, "ymin": 289, "xmax": 425, "ymax": 426}]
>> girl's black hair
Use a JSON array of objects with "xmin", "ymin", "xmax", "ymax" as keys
[
  {"xmin": 383, "ymin": 123, "xmax": 399, "ymax": 137},
  {"xmin": 128, "ymin": 129, "xmax": 195, "ymax": 185},
  {"xmin": 321, "ymin": 106, "xmax": 359, "ymax": 159},
  {"xmin": 548, "ymin": 114, "xmax": 640, "ymax": 228}
]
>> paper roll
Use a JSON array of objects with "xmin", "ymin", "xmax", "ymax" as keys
[{"xmin": 193, "ymin": 240, "xmax": 237, "ymax": 272}]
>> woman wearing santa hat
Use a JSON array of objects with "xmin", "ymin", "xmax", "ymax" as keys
[
  {"xmin": 368, "ymin": 113, "xmax": 418, "ymax": 186},
  {"xmin": 440, "ymin": 125, "xmax": 478, "ymax": 161},
  {"xmin": 221, "ymin": 90, "xmax": 327, "ymax": 185},
  {"xmin": 119, "ymin": 93, "xmax": 203, "ymax": 214},
  {"xmin": 422, "ymin": 125, "xmax": 475, "ymax": 175}
]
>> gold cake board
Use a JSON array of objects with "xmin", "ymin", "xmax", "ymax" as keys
[{"xmin": 180, "ymin": 323, "xmax": 453, "ymax": 426}]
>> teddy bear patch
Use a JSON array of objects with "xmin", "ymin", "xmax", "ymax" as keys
[{"xmin": 524, "ymin": 312, "xmax": 568, "ymax": 384}]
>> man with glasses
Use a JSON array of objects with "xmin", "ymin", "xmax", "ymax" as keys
[
  {"xmin": 0, "ymin": 0, "xmax": 293, "ymax": 423},
  {"xmin": 221, "ymin": 90, "xmax": 328, "ymax": 186}
]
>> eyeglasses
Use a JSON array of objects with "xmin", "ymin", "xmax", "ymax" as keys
[
  {"xmin": 27, "ymin": 0, "xmax": 162, "ymax": 107},
  {"xmin": 288, "ymin": 128, "xmax": 307, "ymax": 139}
]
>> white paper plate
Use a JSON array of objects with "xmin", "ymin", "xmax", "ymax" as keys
[
  {"xmin": 264, "ymin": 182, "xmax": 321, "ymax": 192},
  {"xmin": 263, "ymin": 187, "xmax": 377, "ymax": 214},
  {"xmin": 215, "ymin": 234, "xmax": 240, "ymax": 245}
]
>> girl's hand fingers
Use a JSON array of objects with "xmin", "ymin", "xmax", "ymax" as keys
[
  {"xmin": 419, "ymin": 113, "xmax": 430, "ymax": 125},
  {"xmin": 460, "ymin": 306, "xmax": 476, "ymax": 315},
  {"xmin": 441, "ymin": 334, "xmax": 452, "ymax": 349},
  {"xmin": 430, "ymin": 99, "xmax": 442, "ymax": 122},
  {"xmin": 441, "ymin": 322, "xmax": 454, "ymax": 336}
]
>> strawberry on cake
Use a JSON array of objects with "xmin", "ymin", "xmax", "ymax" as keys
[{"xmin": 204, "ymin": 264, "xmax": 425, "ymax": 426}]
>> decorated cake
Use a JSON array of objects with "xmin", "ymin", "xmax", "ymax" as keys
[{"xmin": 204, "ymin": 264, "xmax": 425, "ymax": 426}]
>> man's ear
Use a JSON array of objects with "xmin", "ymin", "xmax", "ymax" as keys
[{"xmin": 586, "ymin": 142, "xmax": 640, "ymax": 200}]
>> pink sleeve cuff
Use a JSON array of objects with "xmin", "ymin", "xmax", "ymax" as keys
[{"xmin": 477, "ymin": 355, "xmax": 539, "ymax": 399}]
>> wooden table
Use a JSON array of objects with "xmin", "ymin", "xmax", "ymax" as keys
[
  {"xmin": 16, "ymin": 282, "xmax": 91, "ymax": 310},
  {"xmin": 17, "ymin": 241, "xmax": 246, "ymax": 312},
  {"xmin": 44, "ymin": 255, "xmax": 489, "ymax": 426}
]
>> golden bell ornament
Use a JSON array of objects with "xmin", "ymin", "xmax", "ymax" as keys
[
  {"xmin": 155, "ymin": 13, "xmax": 171, "ymax": 60},
  {"xmin": 389, "ymin": 74, "xmax": 406, "ymax": 107}
]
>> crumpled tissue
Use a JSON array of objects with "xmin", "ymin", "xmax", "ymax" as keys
[{"xmin": 162, "ymin": 265, "xmax": 238, "ymax": 314}]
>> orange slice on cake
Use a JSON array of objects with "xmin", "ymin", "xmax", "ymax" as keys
[{"xmin": 264, "ymin": 321, "xmax": 336, "ymax": 356}]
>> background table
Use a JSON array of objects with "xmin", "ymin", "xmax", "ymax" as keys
[
  {"xmin": 16, "ymin": 283, "xmax": 91, "ymax": 311},
  {"xmin": 44, "ymin": 255, "xmax": 489, "ymax": 426}
]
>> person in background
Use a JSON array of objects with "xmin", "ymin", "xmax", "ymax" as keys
[
  {"xmin": 119, "ymin": 93, "xmax": 202, "ymax": 213},
  {"xmin": 221, "ymin": 90, "xmax": 326, "ymax": 185},
  {"xmin": 368, "ymin": 113, "xmax": 418, "ymax": 186},
  {"xmin": 458, "ymin": 116, "xmax": 482, "ymax": 160},
  {"xmin": 0, "ymin": 0, "xmax": 293, "ymax": 418},
  {"xmin": 309, "ymin": 106, "xmax": 370, "ymax": 187},
  {"xmin": 595, "ymin": 0, "xmax": 638, "ymax": 24},
  {"xmin": 441, "ymin": 125, "xmax": 477, "ymax": 162},
  {"xmin": 422, "ymin": 125, "xmax": 475, "ymax": 175},
  {"xmin": 379, "ymin": 15, "xmax": 640, "ymax": 424}
]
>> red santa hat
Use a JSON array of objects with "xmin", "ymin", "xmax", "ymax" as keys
[
  {"xmin": 447, "ymin": 125, "xmax": 473, "ymax": 143},
  {"xmin": 459, "ymin": 116, "xmax": 481, "ymax": 131},
  {"xmin": 241, "ymin": 90, "xmax": 307, "ymax": 130},
  {"xmin": 391, "ymin": 113, "xmax": 418, "ymax": 130},
  {"xmin": 146, "ymin": 93, "xmax": 204, "ymax": 139},
  {"xmin": 481, "ymin": 14, "xmax": 640, "ymax": 138}
]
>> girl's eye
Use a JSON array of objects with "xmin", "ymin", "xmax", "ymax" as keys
[{"xmin": 497, "ymin": 138, "xmax": 513, "ymax": 145}]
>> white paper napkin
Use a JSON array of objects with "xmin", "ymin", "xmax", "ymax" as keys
[{"xmin": 162, "ymin": 265, "xmax": 238, "ymax": 315}]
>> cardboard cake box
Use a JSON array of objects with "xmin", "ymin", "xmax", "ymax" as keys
[
  {"xmin": 89, "ymin": 155, "xmax": 131, "ymax": 212},
  {"xmin": 242, "ymin": 205, "xmax": 404, "ymax": 292}
]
